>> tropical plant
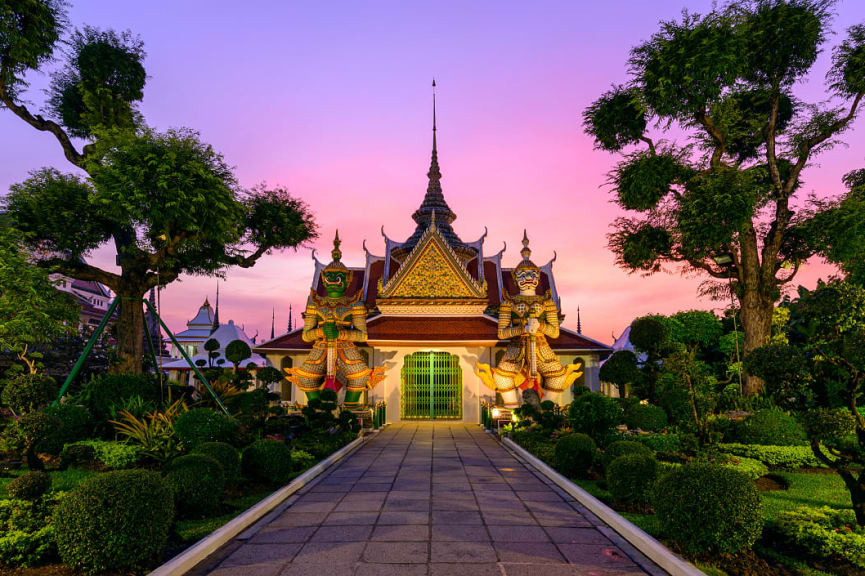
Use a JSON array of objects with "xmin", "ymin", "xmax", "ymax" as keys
[{"xmin": 109, "ymin": 397, "xmax": 186, "ymax": 463}]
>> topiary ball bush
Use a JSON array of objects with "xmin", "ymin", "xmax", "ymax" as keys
[
  {"xmin": 624, "ymin": 403, "xmax": 668, "ymax": 432},
  {"xmin": 59, "ymin": 443, "xmax": 97, "ymax": 470},
  {"xmin": 653, "ymin": 462, "xmax": 762, "ymax": 555},
  {"xmin": 603, "ymin": 440, "xmax": 653, "ymax": 469},
  {"xmin": 734, "ymin": 408, "xmax": 806, "ymax": 446},
  {"xmin": 37, "ymin": 403, "xmax": 92, "ymax": 454},
  {"xmin": 607, "ymin": 453, "xmax": 658, "ymax": 507},
  {"xmin": 568, "ymin": 392, "xmax": 622, "ymax": 440},
  {"xmin": 164, "ymin": 454, "xmax": 225, "ymax": 519},
  {"xmin": 1, "ymin": 373, "xmax": 57, "ymax": 413},
  {"xmin": 191, "ymin": 442, "xmax": 240, "ymax": 486},
  {"xmin": 54, "ymin": 469, "xmax": 173, "ymax": 574},
  {"xmin": 6, "ymin": 471, "xmax": 51, "ymax": 501},
  {"xmin": 553, "ymin": 433, "xmax": 596, "ymax": 478},
  {"xmin": 175, "ymin": 407, "xmax": 238, "ymax": 449},
  {"xmin": 242, "ymin": 439, "xmax": 293, "ymax": 484}
]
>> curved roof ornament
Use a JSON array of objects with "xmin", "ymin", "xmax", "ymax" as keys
[{"xmin": 543, "ymin": 251, "xmax": 558, "ymax": 268}]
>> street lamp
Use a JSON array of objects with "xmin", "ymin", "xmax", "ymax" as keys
[{"xmin": 713, "ymin": 254, "xmax": 743, "ymax": 395}]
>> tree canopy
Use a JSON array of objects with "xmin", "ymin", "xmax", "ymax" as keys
[{"xmin": 583, "ymin": 0, "xmax": 865, "ymax": 394}]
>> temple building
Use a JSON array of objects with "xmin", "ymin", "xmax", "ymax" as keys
[{"xmin": 255, "ymin": 102, "xmax": 611, "ymax": 423}]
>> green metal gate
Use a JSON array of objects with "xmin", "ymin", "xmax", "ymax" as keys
[{"xmin": 400, "ymin": 351, "xmax": 462, "ymax": 420}]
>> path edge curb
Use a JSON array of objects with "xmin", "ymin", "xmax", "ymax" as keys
[
  {"xmin": 501, "ymin": 436, "xmax": 706, "ymax": 576},
  {"xmin": 148, "ymin": 433, "xmax": 369, "ymax": 576}
]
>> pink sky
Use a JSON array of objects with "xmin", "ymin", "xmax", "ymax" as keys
[{"xmin": 1, "ymin": 1, "xmax": 863, "ymax": 344}]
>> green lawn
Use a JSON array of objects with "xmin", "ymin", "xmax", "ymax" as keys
[
  {"xmin": 760, "ymin": 471, "xmax": 851, "ymax": 519},
  {"xmin": 0, "ymin": 467, "xmax": 98, "ymax": 498}
]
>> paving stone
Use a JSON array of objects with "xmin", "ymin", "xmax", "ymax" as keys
[
  {"xmin": 544, "ymin": 527, "xmax": 612, "ymax": 545},
  {"xmin": 378, "ymin": 510, "xmax": 431, "ymax": 524},
  {"xmin": 247, "ymin": 527, "xmax": 317, "ymax": 544},
  {"xmin": 209, "ymin": 566, "xmax": 284, "ymax": 576},
  {"xmin": 383, "ymin": 499, "xmax": 430, "ymax": 511},
  {"xmin": 388, "ymin": 490, "xmax": 432, "ymax": 500},
  {"xmin": 480, "ymin": 510, "xmax": 537, "ymax": 525},
  {"xmin": 286, "ymin": 501, "xmax": 337, "ymax": 513},
  {"xmin": 428, "ymin": 563, "xmax": 500, "ymax": 576},
  {"xmin": 363, "ymin": 541, "xmax": 429, "ymax": 563},
  {"xmin": 430, "ymin": 525, "xmax": 490, "ymax": 542},
  {"xmin": 431, "ymin": 510, "xmax": 482, "ymax": 525},
  {"xmin": 487, "ymin": 525, "xmax": 550, "ymax": 542},
  {"xmin": 494, "ymin": 542, "xmax": 565, "ymax": 563},
  {"xmin": 323, "ymin": 511, "xmax": 380, "ymax": 525},
  {"xmin": 278, "ymin": 564, "xmax": 357, "ymax": 576},
  {"xmin": 313, "ymin": 524, "xmax": 373, "ymax": 541},
  {"xmin": 431, "ymin": 499, "xmax": 478, "ymax": 511},
  {"xmin": 355, "ymin": 564, "xmax": 429, "ymax": 576},
  {"xmin": 430, "ymin": 541, "xmax": 497, "ymax": 563},
  {"xmin": 371, "ymin": 524, "xmax": 430, "ymax": 541},
  {"xmin": 220, "ymin": 543, "xmax": 302, "ymax": 568},
  {"xmin": 556, "ymin": 543, "xmax": 642, "ymax": 570},
  {"xmin": 268, "ymin": 512, "xmax": 329, "ymax": 527},
  {"xmin": 291, "ymin": 541, "xmax": 366, "ymax": 564},
  {"xmin": 334, "ymin": 499, "xmax": 385, "ymax": 512}
]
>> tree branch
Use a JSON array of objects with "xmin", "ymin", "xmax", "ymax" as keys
[
  {"xmin": 765, "ymin": 91, "xmax": 784, "ymax": 195},
  {"xmin": 695, "ymin": 110, "xmax": 725, "ymax": 167},
  {"xmin": 639, "ymin": 136, "xmax": 656, "ymax": 155},
  {"xmin": 0, "ymin": 76, "xmax": 86, "ymax": 169},
  {"xmin": 34, "ymin": 257, "xmax": 120, "ymax": 289},
  {"xmin": 235, "ymin": 245, "xmax": 270, "ymax": 268}
]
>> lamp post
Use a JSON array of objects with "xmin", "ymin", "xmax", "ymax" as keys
[{"xmin": 713, "ymin": 254, "xmax": 743, "ymax": 395}]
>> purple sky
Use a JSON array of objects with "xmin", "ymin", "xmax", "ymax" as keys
[{"xmin": 1, "ymin": 1, "xmax": 863, "ymax": 343}]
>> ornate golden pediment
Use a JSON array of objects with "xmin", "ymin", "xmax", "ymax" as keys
[{"xmin": 378, "ymin": 221, "xmax": 487, "ymax": 301}]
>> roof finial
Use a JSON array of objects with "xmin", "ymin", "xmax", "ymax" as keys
[
  {"xmin": 577, "ymin": 306, "xmax": 582, "ymax": 334},
  {"xmin": 520, "ymin": 229, "xmax": 532, "ymax": 261},
  {"xmin": 332, "ymin": 229, "xmax": 342, "ymax": 263},
  {"xmin": 212, "ymin": 281, "xmax": 220, "ymax": 332},
  {"xmin": 271, "ymin": 308, "xmax": 275, "ymax": 340},
  {"xmin": 288, "ymin": 303, "xmax": 293, "ymax": 332},
  {"xmin": 427, "ymin": 78, "xmax": 441, "ymax": 192}
]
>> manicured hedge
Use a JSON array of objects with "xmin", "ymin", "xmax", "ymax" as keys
[
  {"xmin": 0, "ymin": 496, "xmax": 57, "ymax": 567},
  {"xmin": 554, "ymin": 433, "xmax": 596, "ymax": 478},
  {"xmin": 717, "ymin": 443, "xmax": 825, "ymax": 469},
  {"xmin": 607, "ymin": 453, "xmax": 658, "ymax": 507},
  {"xmin": 733, "ymin": 409, "xmax": 807, "ymax": 446},
  {"xmin": 774, "ymin": 506, "xmax": 865, "ymax": 569},
  {"xmin": 718, "ymin": 455, "xmax": 769, "ymax": 480},
  {"xmin": 174, "ymin": 408, "xmax": 238, "ymax": 449},
  {"xmin": 68, "ymin": 440, "xmax": 141, "ymax": 469},
  {"xmin": 1, "ymin": 373, "xmax": 57, "ymax": 413},
  {"xmin": 164, "ymin": 454, "xmax": 225, "ymax": 518},
  {"xmin": 623, "ymin": 403, "xmax": 668, "ymax": 432},
  {"xmin": 630, "ymin": 432, "xmax": 682, "ymax": 454},
  {"xmin": 191, "ymin": 442, "xmax": 240, "ymax": 485},
  {"xmin": 602, "ymin": 440, "xmax": 653, "ymax": 469},
  {"xmin": 654, "ymin": 463, "xmax": 763, "ymax": 555},
  {"xmin": 54, "ymin": 469, "xmax": 174, "ymax": 574},
  {"xmin": 568, "ymin": 393, "xmax": 622, "ymax": 440},
  {"xmin": 6, "ymin": 471, "xmax": 51, "ymax": 501},
  {"xmin": 242, "ymin": 439, "xmax": 293, "ymax": 484}
]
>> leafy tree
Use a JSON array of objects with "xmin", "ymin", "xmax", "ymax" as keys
[
  {"xmin": 203, "ymin": 338, "xmax": 220, "ymax": 368},
  {"xmin": 773, "ymin": 280, "xmax": 865, "ymax": 524},
  {"xmin": 0, "ymin": 3, "xmax": 317, "ymax": 373},
  {"xmin": 599, "ymin": 350, "xmax": 640, "ymax": 396},
  {"xmin": 224, "ymin": 339, "xmax": 251, "ymax": 373},
  {"xmin": 0, "ymin": 226, "xmax": 78, "ymax": 373},
  {"xmin": 583, "ymin": 1, "xmax": 865, "ymax": 395},
  {"xmin": 628, "ymin": 315, "xmax": 669, "ymax": 401}
]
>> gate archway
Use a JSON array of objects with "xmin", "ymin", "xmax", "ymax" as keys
[{"xmin": 400, "ymin": 351, "xmax": 462, "ymax": 420}]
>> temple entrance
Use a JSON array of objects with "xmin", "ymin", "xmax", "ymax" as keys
[{"xmin": 400, "ymin": 351, "xmax": 462, "ymax": 420}]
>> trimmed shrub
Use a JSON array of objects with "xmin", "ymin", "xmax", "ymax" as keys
[
  {"xmin": 607, "ymin": 453, "xmax": 658, "ymax": 507},
  {"xmin": 37, "ymin": 403, "xmax": 92, "ymax": 454},
  {"xmin": 174, "ymin": 408, "xmax": 238, "ymax": 449},
  {"xmin": 553, "ymin": 433, "xmax": 596, "ymax": 478},
  {"xmin": 1, "ymin": 373, "xmax": 58, "ymax": 414},
  {"xmin": 54, "ymin": 469, "xmax": 173, "ymax": 574},
  {"xmin": 568, "ymin": 392, "xmax": 622, "ymax": 440},
  {"xmin": 242, "ymin": 439, "xmax": 293, "ymax": 484},
  {"xmin": 603, "ymin": 440, "xmax": 653, "ymax": 469},
  {"xmin": 632, "ymin": 432, "xmax": 682, "ymax": 454},
  {"xmin": 510, "ymin": 426, "xmax": 557, "ymax": 465},
  {"xmin": 59, "ymin": 443, "xmax": 97, "ymax": 470},
  {"xmin": 191, "ymin": 442, "xmax": 240, "ymax": 486},
  {"xmin": 0, "ymin": 496, "xmax": 57, "ymax": 567},
  {"xmin": 653, "ymin": 463, "xmax": 762, "ymax": 555},
  {"xmin": 623, "ymin": 403, "xmax": 668, "ymax": 432},
  {"xmin": 774, "ymin": 506, "xmax": 865, "ymax": 569},
  {"xmin": 716, "ymin": 443, "xmax": 824, "ymax": 469},
  {"xmin": 718, "ymin": 455, "xmax": 769, "ymax": 480},
  {"xmin": 734, "ymin": 409, "xmax": 806, "ymax": 446},
  {"xmin": 164, "ymin": 454, "xmax": 225, "ymax": 519},
  {"xmin": 290, "ymin": 449, "xmax": 316, "ymax": 472},
  {"xmin": 79, "ymin": 373, "xmax": 160, "ymax": 421},
  {"xmin": 7, "ymin": 471, "xmax": 51, "ymax": 501},
  {"xmin": 68, "ymin": 440, "xmax": 141, "ymax": 469}
]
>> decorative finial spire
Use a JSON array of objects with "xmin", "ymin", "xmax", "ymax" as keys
[
  {"xmin": 577, "ymin": 306, "xmax": 582, "ymax": 334},
  {"xmin": 430, "ymin": 209, "xmax": 436, "ymax": 229},
  {"xmin": 212, "ymin": 281, "xmax": 220, "ymax": 332},
  {"xmin": 271, "ymin": 308, "xmax": 275, "ymax": 340},
  {"xmin": 427, "ymin": 78, "xmax": 441, "ymax": 193},
  {"xmin": 288, "ymin": 303, "xmax": 293, "ymax": 332},
  {"xmin": 331, "ymin": 229, "xmax": 342, "ymax": 262},
  {"xmin": 520, "ymin": 229, "xmax": 532, "ymax": 261}
]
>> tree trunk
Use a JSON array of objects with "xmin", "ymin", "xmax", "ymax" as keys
[
  {"xmin": 843, "ymin": 472, "xmax": 865, "ymax": 526},
  {"xmin": 739, "ymin": 286, "xmax": 774, "ymax": 395},
  {"xmin": 111, "ymin": 287, "xmax": 146, "ymax": 375}
]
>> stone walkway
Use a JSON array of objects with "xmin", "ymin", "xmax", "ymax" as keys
[{"xmin": 198, "ymin": 424, "xmax": 668, "ymax": 576}]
